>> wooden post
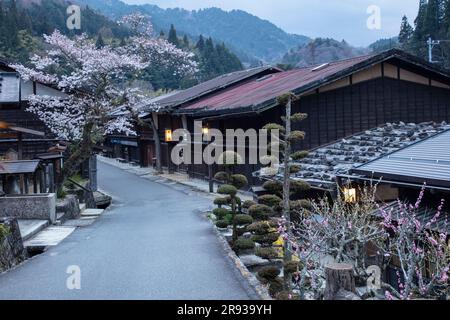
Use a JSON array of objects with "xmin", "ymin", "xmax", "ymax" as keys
[
  {"xmin": 324, "ymin": 263, "xmax": 356, "ymax": 300},
  {"xmin": 208, "ymin": 164, "xmax": 214, "ymax": 193}
]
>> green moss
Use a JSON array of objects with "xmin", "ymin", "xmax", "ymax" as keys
[
  {"xmin": 233, "ymin": 214, "xmax": 253, "ymax": 226},
  {"xmin": 217, "ymin": 184, "xmax": 238, "ymax": 196},
  {"xmin": 248, "ymin": 204, "xmax": 274, "ymax": 220},
  {"xmin": 0, "ymin": 224, "xmax": 10, "ymax": 241},
  {"xmin": 258, "ymin": 194, "xmax": 282, "ymax": 208}
]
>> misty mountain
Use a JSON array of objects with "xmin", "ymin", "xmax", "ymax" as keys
[
  {"xmin": 282, "ymin": 38, "xmax": 369, "ymax": 67},
  {"xmin": 73, "ymin": 0, "xmax": 311, "ymax": 63}
]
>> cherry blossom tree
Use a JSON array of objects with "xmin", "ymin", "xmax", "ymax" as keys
[
  {"xmin": 10, "ymin": 13, "xmax": 197, "ymax": 184},
  {"xmin": 380, "ymin": 186, "xmax": 450, "ymax": 300}
]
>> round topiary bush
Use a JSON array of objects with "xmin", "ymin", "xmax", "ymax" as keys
[
  {"xmin": 276, "ymin": 291, "xmax": 300, "ymax": 300},
  {"xmin": 251, "ymin": 232, "xmax": 280, "ymax": 246},
  {"xmin": 214, "ymin": 197, "xmax": 230, "ymax": 207},
  {"xmin": 248, "ymin": 204, "xmax": 274, "ymax": 220},
  {"xmin": 255, "ymin": 247, "xmax": 279, "ymax": 260},
  {"xmin": 233, "ymin": 238, "xmax": 255, "ymax": 251},
  {"xmin": 268, "ymin": 278, "xmax": 284, "ymax": 297},
  {"xmin": 233, "ymin": 214, "xmax": 253, "ymax": 226},
  {"xmin": 258, "ymin": 194, "xmax": 282, "ymax": 208},
  {"xmin": 290, "ymin": 199, "xmax": 312, "ymax": 211},
  {"xmin": 214, "ymin": 171, "xmax": 229, "ymax": 182},
  {"xmin": 289, "ymin": 164, "xmax": 301, "ymax": 174},
  {"xmin": 262, "ymin": 180, "xmax": 283, "ymax": 194},
  {"xmin": 258, "ymin": 266, "xmax": 281, "ymax": 281},
  {"xmin": 242, "ymin": 200, "xmax": 257, "ymax": 209},
  {"xmin": 217, "ymin": 184, "xmax": 238, "ymax": 197},
  {"xmin": 213, "ymin": 208, "xmax": 231, "ymax": 219},
  {"xmin": 215, "ymin": 220, "xmax": 229, "ymax": 229},
  {"xmin": 230, "ymin": 174, "xmax": 248, "ymax": 189},
  {"xmin": 284, "ymin": 260, "xmax": 300, "ymax": 274},
  {"xmin": 290, "ymin": 180, "xmax": 311, "ymax": 193},
  {"xmin": 247, "ymin": 221, "xmax": 271, "ymax": 235}
]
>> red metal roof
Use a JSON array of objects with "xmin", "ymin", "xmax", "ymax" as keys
[{"xmin": 180, "ymin": 55, "xmax": 375, "ymax": 113}]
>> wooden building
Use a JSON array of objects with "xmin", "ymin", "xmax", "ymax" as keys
[{"xmin": 155, "ymin": 49, "xmax": 450, "ymax": 184}]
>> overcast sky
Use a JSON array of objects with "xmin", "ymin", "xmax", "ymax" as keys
[{"xmin": 123, "ymin": 0, "xmax": 420, "ymax": 47}]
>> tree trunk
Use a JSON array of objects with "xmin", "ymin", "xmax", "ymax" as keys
[
  {"xmin": 148, "ymin": 118, "xmax": 162, "ymax": 174},
  {"xmin": 282, "ymin": 96, "xmax": 292, "ymax": 289},
  {"xmin": 324, "ymin": 263, "xmax": 356, "ymax": 300}
]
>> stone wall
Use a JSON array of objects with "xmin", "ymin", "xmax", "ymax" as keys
[
  {"xmin": 0, "ymin": 217, "xmax": 27, "ymax": 272},
  {"xmin": 0, "ymin": 193, "xmax": 56, "ymax": 223},
  {"xmin": 56, "ymin": 195, "xmax": 80, "ymax": 220}
]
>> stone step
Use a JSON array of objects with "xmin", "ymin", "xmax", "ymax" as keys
[
  {"xmin": 80, "ymin": 209, "xmax": 104, "ymax": 217},
  {"xmin": 24, "ymin": 226, "xmax": 76, "ymax": 249},
  {"xmin": 18, "ymin": 220, "xmax": 50, "ymax": 241},
  {"xmin": 79, "ymin": 203, "xmax": 86, "ymax": 212}
]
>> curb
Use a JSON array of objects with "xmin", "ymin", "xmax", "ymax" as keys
[{"xmin": 208, "ymin": 217, "xmax": 272, "ymax": 301}]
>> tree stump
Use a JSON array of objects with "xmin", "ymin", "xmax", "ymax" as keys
[{"xmin": 324, "ymin": 263, "xmax": 356, "ymax": 300}]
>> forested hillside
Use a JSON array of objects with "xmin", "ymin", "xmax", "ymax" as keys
[
  {"xmin": 398, "ymin": 0, "xmax": 450, "ymax": 69},
  {"xmin": 0, "ymin": 0, "xmax": 243, "ymax": 89}
]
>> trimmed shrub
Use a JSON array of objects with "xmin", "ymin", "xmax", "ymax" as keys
[
  {"xmin": 290, "ymin": 180, "xmax": 311, "ymax": 193},
  {"xmin": 262, "ymin": 180, "xmax": 283, "ymax": 194},
  {"xmin": 290, "ymin": 199, "xmax": 312, "ymax": 211},
  {"xmin": 276, "ymin": 291, "xmax": 300, "ymax": 300},
  {"xmin": 214, "ymin": 171, "xmax": 229, "ymax": 182},
  {"xmin": 258, "ymin": 266, "xmax": 280, "ymax": 281},
  {"xmin": 255, "ymin": 247, "xmax": 279, "ymax": 260},
  {"xmin": 291, "ymin": 150, "xmax": 309, "ymax": 161},
  {"xmin": 263, "ymin": 123, "xmax": 285, "ymax": 133},
  {"xmin": 233, "ymin": 238, "xmax": 255, "ymax": 251},
  {"xmin": 217, "ymin": 184, "xmax": 238, "ymax": 196},
  {"xmin": 247, "ymin": 221, "xmax": 271, "ymax": 235},
  {"xmin": 288, "ymin": 130, "xmax": 305, "ymax": 142},
  {"xmin": 213, "ymin": 208, "xmax": 231, "ymax": 219},
  {"xmin": 258, "ymin": 194, "xmax": 282, "ymax": 208},
  {"xmin": 230, "ymin": 174, "xmax": 248, "ymax": 189},
  {"xmin": 233, "ymin": 214, "xmax": 253, "ymax": 226},
  {"xmin": 215, "ymin": 220, "xmax": 229, "ymax": 229},
  {"xmin": 268, "ymin": 278, "xmax": 284, "ymax": 297},
  {"xmin": 214, "ymin": 197, "xmax": 229, "ymax": 207},
  {"xmin": 251, "ymin": 233, "xmax": 280, "ymax": 246},
  {"xmin": 289, "ymin": 164, "xmax": 301, "ymax": 174},
  {"xmin": 284, "ymin": 261, "xmax": 300, "ymax": 274},
  {"xmin": 242, "ymin": 200, "xmax": 257, "ymax": 209},
  {"xmin": 248, "ymin": 204, "xmax": 274, "ymax": 220},
  {"xmin": 291, "ymin": 112, "xmax": 308, "ymax": 122}
]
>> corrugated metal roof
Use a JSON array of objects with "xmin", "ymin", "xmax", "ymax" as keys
[
  {"xmin": 155, "ymin": 66, "xmax": 281, "ymax": 108},
  {"xmin": 0, "ymin": 160, "xmax": 40, "ymax": 174},
  {"xmin": 0, "ymin": 72, "xmax": 20, "ymax": 103},
  {"xmin": 179, "ymin": 55, "xmax": 374, "ymax": 114},
  {"xmin": 353, "ymin": 129, "xmax": 450, "ymax": 187}
]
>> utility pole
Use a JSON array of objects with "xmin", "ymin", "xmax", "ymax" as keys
[{"xmin": 427, "ymin": 37, "xmax": 440, "ymax": 63}]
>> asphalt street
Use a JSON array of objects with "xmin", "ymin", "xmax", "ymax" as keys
[{"xmin": 0, "ymin": 161, "xmax": 252, "ymax": 300}]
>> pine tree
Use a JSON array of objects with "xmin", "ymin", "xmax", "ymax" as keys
[
  {"xmin": 182, "ymin": 34, "xmax": 189, "ymax": 48},
  {"xmin": 399, "ymin": 15, "xmax": 414, "ymax": 45},
  {"xmin": 168, "ymin": 24, "xmax": 180, "ymax": 47},
  {"xmin": 196, "ymin": 35, "xmax": 205, "ymax": 52},
  {"xmin": 425, "ymin": 0, "xmax": 441, "ymax": 39},
  {"xmin": 159, "ymin": 30, "xmax": 165, "ymax": 38}
]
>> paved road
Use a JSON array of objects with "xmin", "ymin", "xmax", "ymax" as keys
[{"xmin": 0, "ymin": 162, "xmax": 252, "ymax": 300}]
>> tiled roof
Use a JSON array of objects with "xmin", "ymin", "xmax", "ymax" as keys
[
  {"xmin": 177, "ymin": 49, "xmax": 450, "ymax": 116},
  {"xmin": 257, "ymin": 121, "xmax": 450, "ymax": 190},
  {"xmin": 351, "ymin": 127, "xmax": 450, "ymax": 188},
  {"xmin": 155, "ymin": 66, "xmax": 281, "ymax": 109},
  {"xmin": 180, "ymin": 55, "xmax": 373, "ymax": 114}
]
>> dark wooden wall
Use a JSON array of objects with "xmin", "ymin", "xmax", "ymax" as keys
[{"xmin": 181, "ymin": 77, "xmax": 450, "ymax": 184}]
